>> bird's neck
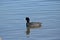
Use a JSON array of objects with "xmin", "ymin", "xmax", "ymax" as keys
[{"xmin": 27, "ymin": 20, "xmax": 30, "ymax": 23}]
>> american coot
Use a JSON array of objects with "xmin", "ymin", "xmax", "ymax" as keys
[
  {"xmin": 26, "ymin": 17, "xmax": 42, "ymax": 28},
  {"xmin": 25, "ymin": 17, "xmax": 42, "ymax": 35}
]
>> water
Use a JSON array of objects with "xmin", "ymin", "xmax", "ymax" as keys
[{"xmin": 0, "ymin": 0, "xmax": 60, "ymax": 40}]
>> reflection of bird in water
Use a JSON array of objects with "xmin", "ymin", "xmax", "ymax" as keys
[
  {"xmin": 25, "ymin": 17, "xmax": 42, "ymax": 35},
  {"xmin": 26, "ymin": 24, "xmax": 30, "ymax": 35}
]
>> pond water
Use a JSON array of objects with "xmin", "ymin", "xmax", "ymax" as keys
[{"xmin": 0, "ymin": 0, "xmax": 60, "ymax": 40}]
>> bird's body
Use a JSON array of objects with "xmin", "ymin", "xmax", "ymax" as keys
[{"xmin": 27, "ymin": 22, "xmax": 41, "ymax": 28}]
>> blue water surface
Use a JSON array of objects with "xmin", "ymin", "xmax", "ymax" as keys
[{"xmin": 0, "ymin": 0, "xmax": 60, "ymax": 40}]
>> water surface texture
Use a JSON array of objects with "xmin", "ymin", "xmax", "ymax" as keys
[{"xmin": 0, "ymin": 0, "xmax": 60, "ymax": 40}]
